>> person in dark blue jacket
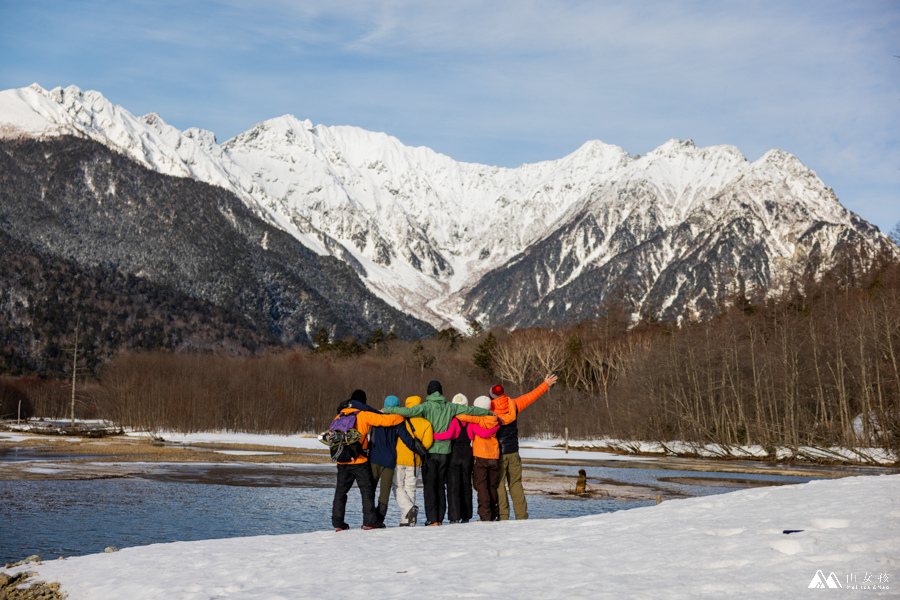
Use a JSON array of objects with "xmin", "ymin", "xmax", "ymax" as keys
[{"xmin": 364, "ymin": 395, "xmax": 417, "ymax": 525}]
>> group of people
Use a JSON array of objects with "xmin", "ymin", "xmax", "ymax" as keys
[{"xmin": 330, "ymin": 374, "xmax": 558, "ymax": 530}]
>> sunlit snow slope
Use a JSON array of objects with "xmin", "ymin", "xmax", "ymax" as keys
[{"xmin": 1, "ymin": 84, "xmax": 892, "ymax": 329}]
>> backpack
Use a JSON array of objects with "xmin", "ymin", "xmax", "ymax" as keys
[{"xmin": 320, "ymin": 411, "xmax": 364, "ymax": 463}]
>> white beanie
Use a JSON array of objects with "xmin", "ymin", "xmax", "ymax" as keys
[
  {"xmin": 451, "ymin": 393, "xmax": 468, "ymax": 406},
  {"xmin": 473, "ymin": 395, "xmax": 491, "ymax": 410}
]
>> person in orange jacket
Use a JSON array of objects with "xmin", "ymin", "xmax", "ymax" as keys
[
  {"xmin": 491, "ymin": 374, "xmax": 558, "ymax": 520},
  {"xmin": 331, "ymin": 389, "xmax": 405, "ymax": 531}
]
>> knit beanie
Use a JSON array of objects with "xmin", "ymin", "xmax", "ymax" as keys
[
  {"xmin": 405, "ymin": 396, "xmax": 422, "ymax": 408},
  {"xmin": 427, "ymin": 380, "xmax": 443, "ymax": 396},
  {"xmin": 451, "ymin": 393, "xmax": 468, "ymax": 406},
  {"xmin": 473, "ymin": 395, "xmax": 491, "ymax": 411},
  {"xmin": 384, "ymin": 395, "xmax": 399, "ymax": 408},
  {"xmin": 489, "ymin": 384, "xmax": 504, "ymax": 399},
  {"xmin": 350, "ymin": 389, "xmax": 367, "ymax": 404}
]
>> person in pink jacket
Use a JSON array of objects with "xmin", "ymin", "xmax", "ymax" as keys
[{"xmin": 434, "ymin": 395, "xmax": 501, "ymax": 522}]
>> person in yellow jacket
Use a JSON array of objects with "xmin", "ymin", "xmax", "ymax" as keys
[
  {"xmin": 331, "ymin": 389, "xmax": 405, "ymax": 531},
  {"xmin": 391, "ymin": 396, "xmax": 433, "ymax": 526}
]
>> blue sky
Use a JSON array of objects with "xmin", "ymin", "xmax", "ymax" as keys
[{"xmin": 2, "ymin": 0, "xmax": 898, "ymax": 233}]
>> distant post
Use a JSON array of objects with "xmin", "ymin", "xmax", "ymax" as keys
[
  {"xmin": 565, "ymin": 427, "xmax": 569, "ymax": 454},
  {"xmin": 70, "ymin": 321, "xmax": 79, "ymax": 427}
]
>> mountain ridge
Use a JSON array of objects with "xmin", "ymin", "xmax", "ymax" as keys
[
  {"xmin": 0, "ymin": 134, "xmax": 436, "ymax": 356},
  {"xmin": 1, "ymin": 83, "xmax": 893, "ymax": 331}
]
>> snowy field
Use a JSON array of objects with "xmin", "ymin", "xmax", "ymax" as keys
[{"xmin": 5, "ymin": 473, "xmax": 897, "ymax": 599}]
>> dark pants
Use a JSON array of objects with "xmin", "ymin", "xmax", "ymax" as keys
[
  {"xmin": 370, "ymin": 462, "xmax": 394, "ymax": 524},
  {"xmin": 332, "ymin": 462, "xmax": 376, "ymax": 528},
  {"xmin": 423, "ymin": 452, "xmax": 450, "ymax": 525},
  {"xmin": 473, "ymin": 457, "xmax": 500, "ymax": 521},
  {"xmin": 446, "ymin": 455, "xmax": 473, "ymax": 522}
]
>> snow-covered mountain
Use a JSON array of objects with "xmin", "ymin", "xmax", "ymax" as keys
[{"xmin": 1, "ymin": 84, "xmax": 892, "ymax": 329}]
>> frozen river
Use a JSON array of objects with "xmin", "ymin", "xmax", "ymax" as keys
[{"xmin": 0, "ymin": 460, "xmax": 820, "ymax": 563}]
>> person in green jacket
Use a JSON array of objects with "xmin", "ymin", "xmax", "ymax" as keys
[{"xmin": 382, "ymin": 380, "xmax": 496, "ymax": 525}]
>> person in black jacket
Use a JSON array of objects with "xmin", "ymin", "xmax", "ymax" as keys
[{"xmin": 445, "ymin": 394, "xmax": 474, "ymax": 523}]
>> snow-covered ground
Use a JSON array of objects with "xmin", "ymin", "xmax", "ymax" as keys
[
  {"xmin": 124, "ymin": 430, "xmax": 325, "ymax": 450},
  {"xmin": 565, "ymin": 437, "xmax": 898, "ymax": 466},
  {"xmin": 6, "ymin": 473, "xmax": 897, "ymax": 599}
]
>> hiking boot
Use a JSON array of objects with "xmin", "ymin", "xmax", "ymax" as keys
[
  {"xmin": 448, "ymin": 520, "xmax": 459, "ymax": 524},
  {"xmin": 362, "ymin": 523, "xmax": 386, "ymax": 530},
  {"xmin": 334, "ymin": 524, "xmax": 350, "ymax": 532},
  {"xmin": 460, "ymin": 519, "xmax": 469, "ymax": 524},
  {"xmin": 406, "ymin": 505, "xmax": 419, "ymax": 527},
  {"xmin": 426, "ymin": 521, "xmax": 442, "ymax": 526},
  {"xmin": 398, "ymin": 522, "xmax": 410, "ymax": 527}
]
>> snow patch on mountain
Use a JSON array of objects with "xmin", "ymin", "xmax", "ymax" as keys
[{"xmin": 1, "ymin": 84, "xmax": 891, "ymax": 330}]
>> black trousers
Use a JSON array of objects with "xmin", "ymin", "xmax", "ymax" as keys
[
  {"xmin": 423, "ymin": 453, "xmax": 450, "ymax": 525},
  {"xmin": 446, "ymin": 454, "xmax": 473, "ymax": 522},
  {"xmin": 473, "ymin": 457, "xmax": 500, "ymax": 521},
  {"xmin": 332, "ymin": 462, "xmax": 377, "ymax": 528}
]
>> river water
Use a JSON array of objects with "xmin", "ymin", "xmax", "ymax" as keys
[{"xmin": 0, "ymin": 461, "xmax": 820, "ymax": 563}]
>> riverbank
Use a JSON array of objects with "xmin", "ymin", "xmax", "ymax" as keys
[
  {"xmin": 2, "ymin": 429, "xmax": 893, "ymax": 532},
  {"xmin": 1, "ymin": 429, "xmax": 893, "ymax": 492}
]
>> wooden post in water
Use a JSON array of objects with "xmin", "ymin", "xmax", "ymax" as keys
[
  {"xmin": 565, "ymin": 427, "xmax": 569, "ymax": 453},
  {"xmin": 18, "ymin": 399, "xmax": 21, "ymax": 425},
  {"xmin": 656, "ymin": 494, "xmax": 662, "ymax": 505}
]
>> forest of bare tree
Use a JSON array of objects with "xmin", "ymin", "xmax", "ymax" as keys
[{"xmin": 2, "ymin": 252, "xmax": 899, "ymax": 463}]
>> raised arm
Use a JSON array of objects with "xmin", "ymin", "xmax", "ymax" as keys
[{"xmin": 512, "ymin": 374, "xmax": 558, "ymax": 412}]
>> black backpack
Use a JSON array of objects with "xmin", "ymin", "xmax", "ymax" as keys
[{"xmin": 405, "ymin": 418, "xmax": 430, "ymax": 476}]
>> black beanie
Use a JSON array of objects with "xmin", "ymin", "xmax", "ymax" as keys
[
  {"xmin": 427, "ymin": 380, "xmax": 442, "ymax": 396},
  {"xmin": 350, "ymin": 389, "xmax": 367, "ymax": 404}
]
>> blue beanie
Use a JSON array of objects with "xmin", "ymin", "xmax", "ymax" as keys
[{"xmin": 384, "ymin": 395, "xmax": 400, "ymax": 408}]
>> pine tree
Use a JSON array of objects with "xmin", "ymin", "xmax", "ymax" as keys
[{"xmin": 472, "ymin": 332, "xmax": 497, "ymax": 374}]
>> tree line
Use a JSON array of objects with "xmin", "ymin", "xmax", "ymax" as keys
[{"xmin": 3, "ymin": 252, "xmax": 899, "ymax": 461}]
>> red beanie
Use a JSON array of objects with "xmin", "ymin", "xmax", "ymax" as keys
[{"xmin": 490, "ymin": 384, "xmax": 504, "ymax": 399}]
